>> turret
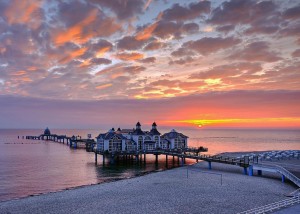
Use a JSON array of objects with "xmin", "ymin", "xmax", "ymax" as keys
[
  {"xmin": 152, "ymin": 122, "xmax": 157, "ymax": 130},
  {"xmin": 136, "ymin": 122, "xmax": 141, "ymax": 130}
]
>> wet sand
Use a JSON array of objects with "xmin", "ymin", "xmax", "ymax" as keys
[{"xmin": 0, "ymin": 158, "xmax": 298, "ymax": 214}]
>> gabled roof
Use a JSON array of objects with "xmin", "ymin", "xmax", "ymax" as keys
[
  {"xmin": 131, "ymin": 128, "xmax": 145, "ymax": 135},
  {"xmin": 161, "ymin": 129, "xmax": 188, "ymax": 139},
  {"xmin": 96, "ymin": 132, "xmax": 127, "ymax": 140},
  {"xmin": 149, "ymin": 128, "xmax": 160, "ymax": 136}
]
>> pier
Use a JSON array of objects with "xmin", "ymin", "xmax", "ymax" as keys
[
  {"xmin": 24, "ymin": 127, "xmax": 300, "ymax": 188},
  {"xmin": 25, "ymin": 134, "xmax": 96, "ymax": 152}
]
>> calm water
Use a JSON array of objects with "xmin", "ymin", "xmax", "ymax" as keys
[{"xmin": 0, "ymin": 128, "xmax": 299, "ymax": 202}]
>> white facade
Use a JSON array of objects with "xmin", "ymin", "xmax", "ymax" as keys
[{"xmin": 95, "ymin": 123, "xmax": 188, "ymax": 152}]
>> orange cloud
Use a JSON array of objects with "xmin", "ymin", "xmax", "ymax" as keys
[
  {"xmin": 11, "ymin": 71, "xmax": 27, "ymax": 76},
  {"xmin": 115, "ymin": 52, "xmax": 144, "ymax": 61},
  {"xmin": 96, "ymin": 47, "xmax": 111, "ymax": 57},
  {"xmin": 135, "ymin": 22, "xmax": 158, "ymax": 41},
  {"xmin": 53, "ymin": 9, "xmax": 98, "ymax": 46},
  {"xmin": 95, "ymin": 83, "xmax": 112, "ymax": 89},
  {"xmin": 59, "ymin": 47, "xmax": 88, "ymax": 64},
  {"xmin": 4, "ymin": 0, "xmax": 42, "ymax": 29}
]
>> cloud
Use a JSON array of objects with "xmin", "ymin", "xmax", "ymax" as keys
[
  {"xmin": 152, "ymin": 21, "xmax": 199, "ymax": 39},
  {"xmin": 161, "ymin": 1, "xmax": 210, "ymax": 21},
  {"xmin": 228, "ymin": 41, "xmax": 282, "ymax": 62},
  {"xmin": 90, "ymin": 58, "xmax": 112, "ymax": 65},
  {"xmin": 135, "ymin": 22, "xmax": 158, "ymax": 41},
  {"xmin": 169, "ymin": 56, "xmax": 195, "ymax": 65},
  {"xmin": 115, "ymin": 52, "xmax": 144, "ymax": 61},
  {"xmin": 283, "ymin": 5, "xmax": 300, "ymax": 20},
  {"xmin": 209, "ymin": 0, "xmax": 277, "ymax": 25},
  {"xmin": 216, "ymin": 25, "xmax": 235, "ymax": 33},
  {"xmin": 189, "ymin": 62, "xmax": 262, "ymax": 80},
  {"xmin": 95, "ymin": 83, "xmax": 112, "ymax": 90},
  {"xmin": 171, "ymin": 48, "xmax": 196, "ymax": 57},
  {"xmin": 138, "ymin": 57, "xmax": 156, "ymax": 63},
  {"xmin": 51, "ymin": 2, "xmax": 121, "ymax": 46},
  {"xmin": 209, "ymin": 0, "xmax": 281, "ymax": 35},
  {"xmin": 3, "ymin": 0, "xmax": 43, "ymax": 29},
  {"xmin": 143, "ymin": 41, "xmax": 166, "ymax": 51},
  {"xmin": 96, "ymin": 64, "xmax": 146, "ymax": 78},
  {"xmin": 92, "ymin": 0, "xmax": 145, "ymax": 20},
  {"xmin": 117, "ymin": 36, "xmax": 146, "ymax": 50},
  {"xmin": 182, "ymin": 37, "xmax": 241, "ymax": 55},
  {"xmin": 292, "ymin": 49, "xmax": 300, "ymax": 57}
]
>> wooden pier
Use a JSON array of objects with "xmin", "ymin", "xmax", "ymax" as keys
[
  {"xmin": 25, "ymin": 134, "xmax": 96, "ymax": 152},
  {"xmin": 93, "ymin": 147, "xmax": 252, "ymax": 170}
]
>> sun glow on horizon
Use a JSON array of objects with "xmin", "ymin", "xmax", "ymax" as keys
[{"xmin": 164, "ymin": 117, "xmax": 300, "ymax": 128}]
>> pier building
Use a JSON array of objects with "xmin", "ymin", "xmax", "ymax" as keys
[{"xmin": 95, "ymin": 122, "xmax": 188, "ymax": 152}]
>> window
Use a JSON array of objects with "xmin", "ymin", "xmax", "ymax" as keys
[
  {"xmin": 174, "ymin": 138, "xmax": 179, "ymax": 148},
  {"xmin": 154, "ymin": 136, "xmax": 159, "ymax": 147},
  {"xmin": 138, "ymin": 136, "xmax": 143, "ymax": 150},
  {"xmin": 109, "ymin": 136, "xmax": 122, "ymax": 152},
  {"xmin": 145, "ymin": 143, "xmax": 155, "ymax": 150}
]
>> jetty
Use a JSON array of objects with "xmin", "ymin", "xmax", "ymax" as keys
[
  {"xmin": 25, "ymin": 127, "xmax": 96, "ymax": 151},
  {"xmin": 24, "ymin": 127, "xmax": 300, "ymax": 188}
]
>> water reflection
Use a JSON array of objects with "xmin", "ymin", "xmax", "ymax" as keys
[{"xmin": 0, "ymin": 128, "xmax": 299, "ymax": 202}]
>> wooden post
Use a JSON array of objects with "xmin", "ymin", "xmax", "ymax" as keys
[
  {"xmin": 248, "ymin": 165, "xmax": 253, "ymax": 176},
  {"xmin": 243, "ymin": 167, "xmax": 247, "ymax": 175},
  {"xmin": 95, "ymin": 153, "xmax": 97, "ymax": 164},
  {"xmin": 258, "ymin": 170, "xmax": 262, "ymax": 176},
  {"xmin": 155, "ymin": 154, "xmax": 158, "ymax": 164}
]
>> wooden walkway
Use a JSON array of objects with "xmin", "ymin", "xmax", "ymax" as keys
[{"xmin": 25, "ymin": 134, "xmax": 96, "ymax": 151}]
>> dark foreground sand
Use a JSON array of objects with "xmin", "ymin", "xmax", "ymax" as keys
[{"xmin": 0, "ymin": 159, "xmax": 298, "ymax": 214}]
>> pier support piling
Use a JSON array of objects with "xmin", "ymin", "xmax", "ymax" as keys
[
  {"xmin": 95, "ymin": 153, "xmax": 97, "ymax": 164},
  {"xmin": 248, "ymin": 166, "xmax": 253, "ymax": 176},
  {"xmin": 258, "ymin": 170, "xmax": 262, "ymax": 176},
  {"xmin": 243, "ymin": 167, "xmax": 247, "ymax": 175},
  {"xmin": 208, "ymin": 161, "xmax": 212, "ymax": 170}
]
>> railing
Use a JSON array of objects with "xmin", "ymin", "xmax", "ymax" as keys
[
  {"xmin": 237, "ymin": 195, "xmax": 300, "ymax": 214},
  {"xmin": 253, "ymin": 163, "xmax": 300, "ymax": 187}
]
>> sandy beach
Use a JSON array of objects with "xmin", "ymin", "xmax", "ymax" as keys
[{"xmin": 0, "ymin": 156, "xmax": 298, "ymax": 214}]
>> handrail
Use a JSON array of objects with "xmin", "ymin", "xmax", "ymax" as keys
[
  {"xmin": 237, "ymin": 195, "xmax": 300, "ymax": 214},
  {"xmin": 253, "ymin": 163, "xmax": 300, "ymax": 187}
]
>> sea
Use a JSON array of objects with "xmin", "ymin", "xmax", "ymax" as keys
[{"xmin": 0, "ymin": 128, "xmax": 299, "ymax": 202}]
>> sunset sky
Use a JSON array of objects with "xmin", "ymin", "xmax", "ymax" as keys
[{"xmin": 0, "ymin": 0, "xmax": 300, "ymax": 129}]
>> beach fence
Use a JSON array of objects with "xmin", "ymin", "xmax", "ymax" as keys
[{"xmin": 237, "ymin": 194, "xmax": 300, "ymax": 214}]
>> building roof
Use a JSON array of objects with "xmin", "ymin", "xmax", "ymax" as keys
[
  {"xmin": 161, "ymin": 129, "xmax": 188, "ymax": 139},
  {"xmin": 149, "ymin": 128, "xmax": 160, "ymax": 136},
  {"xmin": 131, "ymin": 128, "xmax": 145, "ymax": 135},
  {"xmin": 96, "ymin": 132, "xmax": 127, "ymax": 140},
  {"xmin": 44, "ymin": 127, "xmax": 51, "ymax": 135}
]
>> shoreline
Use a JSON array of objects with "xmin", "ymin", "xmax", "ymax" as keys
[
  {"xmin": 1, "ymin": 150, "xmax": 299, "ymax": 203},
  {"xmin": 1, "ymin": 151, "xmax": 299, "ymax": 213}
]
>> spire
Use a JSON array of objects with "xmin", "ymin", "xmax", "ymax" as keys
[
  {"xmin": 136, "ymin": 122, "xmax": 141, "ymax": 130},
  {"xmin": 152, "ymin": 122, "xmax": 157, "ymax": 129}
]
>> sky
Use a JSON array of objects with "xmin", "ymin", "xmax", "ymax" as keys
[{"xmin": 0, "ymin": 0, "xmax": 300, "ymax": 129}]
